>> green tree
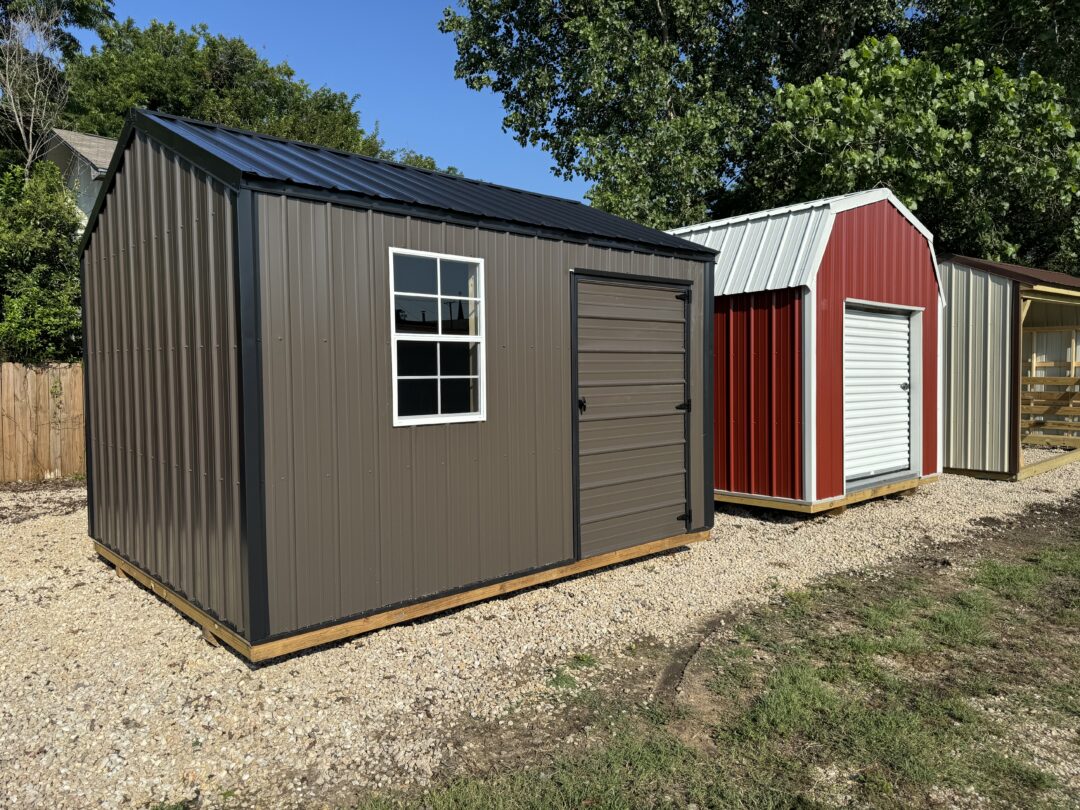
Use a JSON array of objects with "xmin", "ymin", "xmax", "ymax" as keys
[
  {"xmin": 908, "ymin": 0, "xmax": 1079, "ymax": 105},
  {"xmin": 739, "ymin": 37, "xmax": 1080, "ymax": 270},
  {"xmin": 0, "ymin": 160, "xmax": 82, "ymax": 363},
  {"xmin": 440, "ymin": 0, "xmax": 909, "ymax": 228},
  {"xmin": 64, "ymin": 19, "xmax": 453, "ymax": 170},
  {"xmin": 0, "ymin": 0, "xmax": 113, "ymax": 59}
]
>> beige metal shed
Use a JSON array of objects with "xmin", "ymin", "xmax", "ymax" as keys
[{"xmin": 941, "ymin": 254, "xmax": 1080, "ymax": 480}]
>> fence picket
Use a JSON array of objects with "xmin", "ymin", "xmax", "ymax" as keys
[{"xmin": 0, "ymin": 363, "xmax": 85, "ymax": 482}]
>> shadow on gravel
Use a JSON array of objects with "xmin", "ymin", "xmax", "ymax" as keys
[{"xmin": 0, "ymin": 478, "xmax": 87, "ymax": 525}]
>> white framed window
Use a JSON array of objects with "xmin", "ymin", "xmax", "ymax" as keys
[{"xmin": 390, "ymin": 247, "xmax": 486, "ymax": 426}]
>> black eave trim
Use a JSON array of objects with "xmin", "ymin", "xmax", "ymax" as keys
[{"xmin": 235, "ymin": 189, "xmax": 270, "ymax": 642}]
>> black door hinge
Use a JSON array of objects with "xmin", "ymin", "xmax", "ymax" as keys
[
  {"xmin": 676, "ymin": 399, "xmax": 691, "ymax": 412},
  {"xmin": 675, "ymin": 289, "xmax": 691, "ymax": 302},
  {"xmin": 678, "ymin": 510, "xmax": 692, "ymax": 523}
]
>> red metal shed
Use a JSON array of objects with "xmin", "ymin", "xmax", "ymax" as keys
[{"xmin": 671, "ymin": 189, "xmax": 943, "ymax": 512}]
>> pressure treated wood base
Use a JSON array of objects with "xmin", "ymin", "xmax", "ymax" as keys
[
  {"xmin": 94, "ymin": 541, "xmax": 252, "ymax": 656},
  {"xmin": 947, "ymin": 447, "xmax": 1080, "ymax": 483},
  {"xmin": 716, "ymin": 475, "xmax": 938, "ymax": 515},
  {"xmin": 96, "ymin": 528, "xmax": 711, "ymax": 664},
  {"xmin": 1018, "ymin": 446, "xmax": 1080, "ymax": 481}
]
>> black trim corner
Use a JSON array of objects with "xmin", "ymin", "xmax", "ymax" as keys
[
  {"xmin": 235, "ymin": 188, "xmax": 270, "ymax": 642},
  {"xmin": 702, "ymin": 259, "xmax": 716, "ymax": 530}
]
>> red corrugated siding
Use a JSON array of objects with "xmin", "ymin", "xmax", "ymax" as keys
[
  {"xmin": 715, "ymin": 289, "xmax": 802, "ymax": 499},
  {"xmin": 815, "ymin": 201, "xmax": 939, "ymax": 500}
]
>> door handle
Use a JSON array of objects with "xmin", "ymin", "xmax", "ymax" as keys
[
  {"xmin": 900, "ymin": 382, "xmax": 910, "ymax": 392},
  {"xmin": 578, "ymin": 397, "xmax": 587, "ymax": 413}
]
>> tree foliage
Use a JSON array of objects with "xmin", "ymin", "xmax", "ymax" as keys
[
  {"xmin": 0, "ymin": 0, "xmax": 112, "ymax": 59},
  {"xmin": 908, "ymin": 0, "xmax": 1079, "ymax": 105},
  {"xmin": 1, "ymin": 3, "xmax": 69, "ymax": 176},
  {"xmin": 441, "ymin": 0, "xmax": 906, "ymax": 228},
  {"xmin": 741, "ymin": 37, "xmax": 1080, "ymax": 270},
  {"xmin": 442, "ymin": 0, "xmax": 1080, "ymax": 268},
  {"xmin": 0, "ymin": 160, "xmax": 82, "ymax": 363},
  {"xmin": 64, "ymin": 19, "xmax": 454, "ymax": 170}
]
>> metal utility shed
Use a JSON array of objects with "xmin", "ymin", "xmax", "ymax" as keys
[
  {"xmin": 669, "ymin": 188, "xmax": 943, "ymax": 513},
  {"xmin": 941, "ymin": 254, "xmax": 1080, "ymax": 481},
  {"xmin": 80, "ymin": 109, "xmax": 717, "ymax": 662}
]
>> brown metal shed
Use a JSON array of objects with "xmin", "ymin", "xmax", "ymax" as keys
[{"xmin": 79, "ymin": 110, "xmax": 717, "ymax": 662}]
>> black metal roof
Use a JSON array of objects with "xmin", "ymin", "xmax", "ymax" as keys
[{"xmin": 82, "ymin": 109, "xmax": 715, "ymax": 260}]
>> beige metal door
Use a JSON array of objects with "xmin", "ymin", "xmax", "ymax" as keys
[{"xmin": 573, "ymin": 275, "xmax": 691, "ymax": 559}]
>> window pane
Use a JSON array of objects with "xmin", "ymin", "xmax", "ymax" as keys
[
  {"xmin": 398, "ymin": 379, "xmax": 438, "ymax": 417},
  {"xmin": 441, "ymin": 260, "xmax": 478, "ymax": 298},
  {"xmin": 440, "ymin": 342, "xmax": 478, "ymax": 376},
  {"xmin": 441, "ymin": 298, "xmax": 478, "ymax": 336},
  {"xmin": 395, "ymin": 296, "xmax": 439, "ymax": 334},
  {"xmin": 441, "ymin": 378, "xmax": 478, "ymax": 414},
  {"xmin": 397, "ymin": 341, "xmax": 437, "ymax": 376},
  {"xmin": 393, "ymin": 254, "xmax": 437, "ymax": 294}
]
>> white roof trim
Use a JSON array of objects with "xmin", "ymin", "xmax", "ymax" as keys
[{"xmin": 668, "ymin": 187, "xmax": 941, "ymax": 300}]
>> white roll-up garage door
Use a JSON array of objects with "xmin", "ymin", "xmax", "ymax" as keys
[{"xmin": 844, "ymin": 307, "xmax": 912, "ymax": 482}]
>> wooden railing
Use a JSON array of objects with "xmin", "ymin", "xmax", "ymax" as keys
[{"xmin": 0, "ymin": 363, "xmax": 85, "ymax": 483}]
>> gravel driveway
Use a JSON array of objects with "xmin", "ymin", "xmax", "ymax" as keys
[{"xmin": 2, "ymin": 460, "xmax": 1079, "ymax": 808}]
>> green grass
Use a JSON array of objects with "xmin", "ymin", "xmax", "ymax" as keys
[{"xmin": 361, "ymin": 537, "xmax": 1080, "ymax": 809}]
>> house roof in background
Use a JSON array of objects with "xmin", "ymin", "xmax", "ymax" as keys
[
  {"xmin": 50, "ymin": 128, "xmax": 118, "ymax": 175},
  {"xmin": 668, "ymin": 188, "xmax": 938, "ymax": 296},
  {"xmin": 83, "ymin": 109, "xmax": 716, "ymax": 261},
  {"xmin": 939, "ymin": 254, "xmax": 1080, "ymax": 291}
]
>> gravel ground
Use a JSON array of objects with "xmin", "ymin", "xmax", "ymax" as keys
[{"xmin": 2, "ymin": 466, "xmax": 1080, "ymax": 808}]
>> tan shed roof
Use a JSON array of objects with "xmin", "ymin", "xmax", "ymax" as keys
[{"xmin": 51, "ymin": 128, "xmax": 118, "ymax": 174}]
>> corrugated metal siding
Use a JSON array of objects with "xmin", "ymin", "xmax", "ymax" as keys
[
  {"xmin": 816, "ymin": 201, "xmax": 940, "ymax": 500},
  {"xmin": 576, "ymin": 278, "xmax": 690, "ymax": 557},
  {"xmin": 674, "ymin": 206, "xmax": 832, "ymax": 296},
  {"xmin": 940, "ymin": 260, "xmax": 1014, "ymax": 474},
  {"xmin": 714, "ymin": 290, "xmax": 803, "ymax": 499},
  {"xmin": 254, "ymin": 197, "xmax": 708, "ymax": 638},
  {"xmin": 83, "ymin": 132, "xmax": 248, "ymax": 635}
]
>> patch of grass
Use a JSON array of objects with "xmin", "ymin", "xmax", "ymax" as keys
[
  {"xmin": 548, "ymin": 669, "xmax": 577, "ymax": 690},
  {"xmin": 361, "ymin": 534, "xmax": 1079, "ymax": 810},
  {"xmin": 976, "ymin": 559, "xmax": 1049, "ymax": 601},
  {"xmin": 568, "ymin": 653, "xmax": 597, "ymax": 669}
]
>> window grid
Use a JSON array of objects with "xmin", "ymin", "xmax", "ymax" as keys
[{"xmin": 390, "ymin": 248, "xmax": 485, "ymax": 426}]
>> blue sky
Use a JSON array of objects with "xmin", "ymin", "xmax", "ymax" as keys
[{"xmin": 85, "ymin": 1, "xmax": 589, "ymax": 200}]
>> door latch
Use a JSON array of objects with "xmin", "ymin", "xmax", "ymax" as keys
[{"xmin": 578, "ymin": 397, "xmax": 588, "ymax": 414}]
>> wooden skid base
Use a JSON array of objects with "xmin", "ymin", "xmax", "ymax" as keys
[
  {"xmin": 716, "ymin": 475, "xmax": 938, "ymax": 515},
  {"xmin": 1017, "ymin": 446, "xmax": 1080, "ymax": 481},
  {"xmin": 96, "ymin": 529, "xmax": 711, "ymax": 664},
  {"xmin": 94, "ymin": 542, "xmax": 252, "ymax": 657},
  {"xmin": 945, "ymin": 467, "xmax": 1017, "ymax": 482},
  {"xmin": 948, "ymin": 447, "xmax": 1080, "ymax": 482}
]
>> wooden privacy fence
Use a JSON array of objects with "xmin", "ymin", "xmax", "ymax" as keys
[{"xmin": 0, "ymin": 363, "xmax": 85, "ymax": 483}]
